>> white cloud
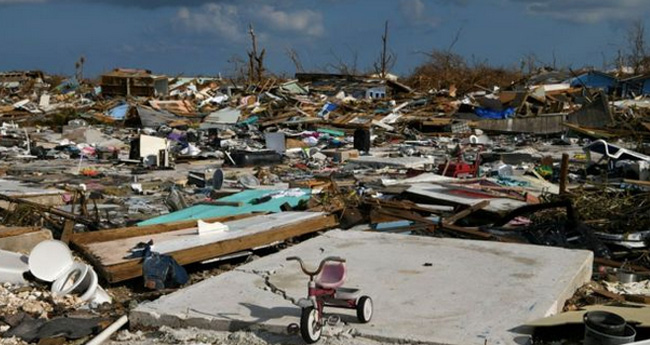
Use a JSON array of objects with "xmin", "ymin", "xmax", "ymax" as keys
[
  {"xmin": 173, "ymin": 2, "xmax": 324, "ymax": 41},
  {"xmin": 173, "ymin": 3, "xmax": 244, "ymax": 41},
  {"xmin": 256, "ymin": 5, "xmax": 324, "ymax": 36},
  {"xmin": 513, "ymin": 0, "xmax": 650, "ymax": 23},
  {"xmin": 399, "ymin": 0, "xmax": 439, "ymax": 27}
]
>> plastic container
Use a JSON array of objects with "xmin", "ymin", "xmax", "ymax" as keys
[
  {"xmin": 584, "ymin": 323, "xmax": 636, "ymax": 345},
  {"xmin": 584, "ymin": 311, "xmax": 626, "ymax": 336},
  {"xmin": 583, "ymin": 311, "xmax": 636, "ymax": 345}
]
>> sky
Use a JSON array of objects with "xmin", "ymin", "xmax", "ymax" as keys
[{"xmin": 0, "ymin": 0, "xmax": 648, "ymax": 78}]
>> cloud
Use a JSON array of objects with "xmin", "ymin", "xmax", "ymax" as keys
[
  {"xmin": 435, "ymin": 0, "xmax": 469, "ymax": 5},
  {"xmin": 173, "ymin": 3, "xmax": 245, "ymax": 41},
  {"xmin": 0, "ymin": 0, "xmax": 300, "ymax": 8},
  {"xmin": 173, "ymin": 2, "xmax": 325, "ymax": 41},
  {"xmin": 256, "ymin": 5, "xmax": 324, "ymax": 36},
  {"xmin": 399, "ymin": 0, "xmax": 439, "ymax": 27},
  {"xmin": 511, "ymin": 0, "xmax": 650, "ymax": 23}
]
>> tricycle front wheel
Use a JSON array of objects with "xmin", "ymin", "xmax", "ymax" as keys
[
  {"xmin": 300, "ymin": 307, "xmax": 322, "ymax": 343},
  {"xmin": 356, "ymin": 296, "xmax": 373, "ymax": 323}
]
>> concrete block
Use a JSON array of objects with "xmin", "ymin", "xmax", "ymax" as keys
[{"xmin": 132, "ymin": 230, "xmax": 592, "ymax": 345}]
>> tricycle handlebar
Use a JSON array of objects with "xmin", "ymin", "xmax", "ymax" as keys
[{"xmin": 286, "ymin": 256, "xmax": 346, "ymax": 277}]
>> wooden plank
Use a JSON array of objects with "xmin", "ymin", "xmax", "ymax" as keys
[
  {"xmin": 623, "ymin": 179, "xmax": 650, "ymax": 187},
  {"xmin": 0, "ymin": 227, "xmax": 40, "ymax": 238},
  {"xmin": 594, "ymin": 257, "xmax": 650, "ymax": 275},
  {"xmin": 363, "ymin": 198, "xmax": 447, "ymax": 215},
  {"xmin": 624, "ymin": 294, "xmax": 650, "ymax": 304},
  {"xmin": 60, "ymin": 220, "xmax": 74, "ymax": 244},
  {"xmin": 70, "ymin": 213, "xmax": 258, "ymax": 244},
  {"xmin": 442, "ymin": 200, "xmax": 490, "ymax": 225},
  {"xmin": 86, "ymin": 213, "xmax": 338, "ymax": 283},
  {"xmin": 593, "ymin": 288, "xmax": 624, "ymax": 301}
]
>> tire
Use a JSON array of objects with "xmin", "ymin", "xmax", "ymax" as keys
[
  {"xmin": 356, "ymin": 296, "xmax": 373, "ymax": 323},
  {"xmin": 300, "ymin": 307, "xmax": 322, "ymax": 343}
]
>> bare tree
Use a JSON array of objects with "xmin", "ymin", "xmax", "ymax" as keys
[
  {"xmin": 627, "ymin": 19, "xmax": 647, "ymax": 74},
  {"xmin": 285, "ymin": 47, "xmax": 304, "ymax": 73},
  {"xmin": 447, "ymin": 27, "xmax": 463, "ymax": 53},
  {"xmin": 326, "ymin": 46, "xmax": 359, "ymax": 75},
  {"xmin": 520, "ymin": 53, "xmax": 540, "ymax": 75},
  {"xmin": 227, "ymin": 54, "xmax": 247, "ymax": 82},
  {"xmin": 75, "ymin": 56, "xmax": 85, "ymax": 81},
  {"xmin": 247, "ymin": 24, "xmax": 266, "ymax": 83},
  {"xmin": 373, "ymin": 21, "xmax": 396, "ymax": 79}
]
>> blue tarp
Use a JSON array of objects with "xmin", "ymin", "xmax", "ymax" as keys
[
  {"xmin": 138, "ymin": 188, "xmax": 311, "ymax": 226},
  {"xmin": 108, "ymin": 103, "xmax": 129, "ymax": 120},
  {"xmin": 318, "ymin": 102, "xmax": 338, "ymax": 117},
  {"xmin": 475, "ymin": 107, "xmax": 515, "ymax": 119}
]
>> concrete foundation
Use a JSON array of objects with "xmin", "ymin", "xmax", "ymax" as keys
[{"xmin": 131, "ymin": 230, "xmax": 593, "ymax": 345}]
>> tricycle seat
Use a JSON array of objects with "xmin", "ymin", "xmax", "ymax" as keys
[{"xmin": 315, "ymin": 262, "xmax": 346, "ymax": 289}]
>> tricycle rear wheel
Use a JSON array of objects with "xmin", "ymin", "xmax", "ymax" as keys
[{"xmin": 356, "ymin": 296, "xmax": 373, "ymax": 323}]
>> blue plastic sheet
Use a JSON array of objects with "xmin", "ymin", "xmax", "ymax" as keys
[
  {"xmin": 107, "ymin": 103, "xmax": 129, "ymax": 120},
  {"xmin": 475, "ymin": 107, "xmax": 515, "ymax": 119}
]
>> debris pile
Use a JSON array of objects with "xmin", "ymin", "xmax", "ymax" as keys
[{"xmin": 0, "ymin": 65, "xmax": 650, "ymax": 344}]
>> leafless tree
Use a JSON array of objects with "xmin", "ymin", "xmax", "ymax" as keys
[
  {"xmin": 447, "ymin": 27, "xmax": 463, "ymax": 53},
  {"xmin": 75, "ymin": 56, "xmax": 85, "ymax": 81},
  {"xmin": 520, "ymin": 53, "xmax": 540, "ymax": 75},
  {"xmin": 626, "ymin": 19, "xmax": 648, "ymax": 74},
  {"xmin": 247, "ymin": 24, "xmax": 266, "ymax": 83},
  {"xmin": 373, "ymin": 21, "xmax": 396, "ymax": 79},
  {"xmin": 285, "ymin": 47, "xmax": 304, "ymax": 73},
  {"xmin": 226, "ymin": 54, "xmax": 247, "ymax": 82},
  {"xmin": 326, "ymin": 46, "xmax": 359, "ymax": 75}
]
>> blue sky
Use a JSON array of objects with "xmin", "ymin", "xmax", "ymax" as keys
[{"xmin": 0, "ymin": 0, "xmax": 648, "ymax": 78}]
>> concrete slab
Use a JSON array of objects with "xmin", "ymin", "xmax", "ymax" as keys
[{"xmin": 132, "ymin": 230, "xmax": 593, "ymax": 345}]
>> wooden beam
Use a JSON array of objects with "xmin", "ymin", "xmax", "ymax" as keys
[
  {"xmin": 440, "ymin": 223, "xmax": 521, "ymax": 243},
  {"xmin": 82, "ymin": 213, "xmax": 338, "ymax": 283},
  {"xmin": 594, "ymin": 257, "xmax": 650, "ymax": 275},
  {"xmin": 60, "ymin": 220, "xmax": 75, "ymax": 244},
  {"xmin": 623, "ymin": 179, "xmax": 650, "ymax": 188},
  {"xmin": 0, "ymin": 227, "xmax": 41, "ymax": 238},
  {"xmin": 363, "ymin": 198, "xmax": 446, "ymax": 215},
  {"xmin": 442, "ymin": 200, "xmax": 490, "ymax": 225}
]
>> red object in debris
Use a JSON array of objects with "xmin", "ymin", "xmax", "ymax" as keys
[
  {"xmin": 80, "ymin": 168, "xmax": 100, "ymax": 177},
  {"xmin": 439, "ymin": 146, "xmax": 483, "ymax": 178}
]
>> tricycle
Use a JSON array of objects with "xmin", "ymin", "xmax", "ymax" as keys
[{"xmin": 286, "ymin": 256, "xmax": 373, "ymax": 343}]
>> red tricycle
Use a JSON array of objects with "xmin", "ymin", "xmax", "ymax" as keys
[{"xmin": 286, "ymin": 256, "xmax": 373, "ymax": 343}]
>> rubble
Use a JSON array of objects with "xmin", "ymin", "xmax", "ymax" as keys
[{"xmin": 0, "ymin": 63, "xmax": 649, "ymax": 344}]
